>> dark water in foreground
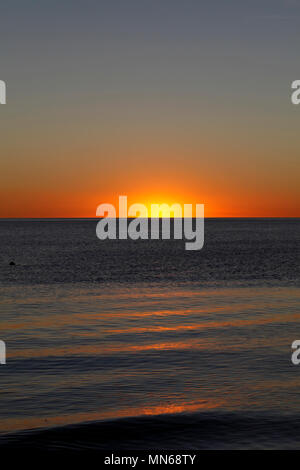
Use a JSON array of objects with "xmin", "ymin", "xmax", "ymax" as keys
[{"xmin": 0, "ymin": 218, "xmax": 299, "ymax": 450}]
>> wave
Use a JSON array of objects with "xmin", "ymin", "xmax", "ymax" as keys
[{"xmin": 1, "ymin": 410, "xmax": 300, "ymax": 451}]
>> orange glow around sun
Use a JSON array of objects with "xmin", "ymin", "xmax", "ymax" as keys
[{"xmin": 0, "ymin": 182, "xmax": 299, "ymax": 218}]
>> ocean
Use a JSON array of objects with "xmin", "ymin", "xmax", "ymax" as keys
[{"xmin": 0, "ymin": 218, "xmax": 299, "ymax": 450}]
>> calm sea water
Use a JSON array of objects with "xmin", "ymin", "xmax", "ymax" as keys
[{"xmin": 0, "ymin": 218, "xmax": 299, "ymax": 449}]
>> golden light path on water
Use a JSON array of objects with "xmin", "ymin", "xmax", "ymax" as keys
[{"xmin": 1, "ymin": 285, "xmax": 299, "ymax": 434}]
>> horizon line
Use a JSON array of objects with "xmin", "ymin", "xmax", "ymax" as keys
[{"xmin": 0, "ymin": 216, "xmax": 299, "ymax": 220}]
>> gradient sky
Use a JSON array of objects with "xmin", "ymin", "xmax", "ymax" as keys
[{"xmin": 0, "ymin": 0, "xmax": 299, "ymax": 217}]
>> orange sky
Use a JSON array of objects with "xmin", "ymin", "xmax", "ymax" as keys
[
  {"xmin": 1, "ymin": 2, "xmax": 300, "ymax": 218},
  {"xmin": 1, "ymin": 133, "xmax": 299, "ymax": 217}
]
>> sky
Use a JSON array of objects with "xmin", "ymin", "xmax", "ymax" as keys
[{"xmin": 0, "ymin": 0, "xmax": 299, "ymax": 217}]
